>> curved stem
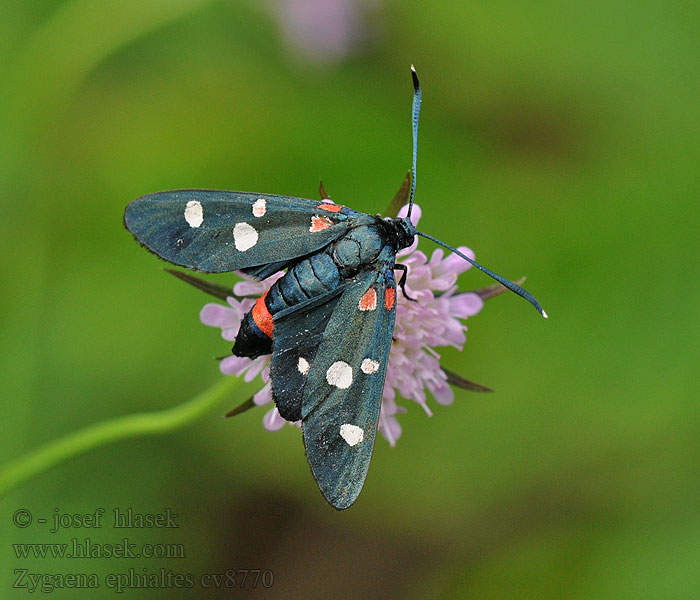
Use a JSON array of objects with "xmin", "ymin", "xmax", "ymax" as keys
[{"xmin": 0, "ymin": 375, "xmax": 242, "ymax": 497}]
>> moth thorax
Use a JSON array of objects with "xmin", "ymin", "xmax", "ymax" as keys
[{"xmin": 332, "ymin": 225, "xmax": 386, "ymax": 271}]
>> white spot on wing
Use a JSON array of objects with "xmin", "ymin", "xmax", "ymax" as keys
[
  {"xmin": 252, "ymin": 198, "xmax": 266, "ymax": 217},
  {"xmin": 340, "ymin": 424, "xmax": 364, "ymax": 446},
  {"xmin": 298, "ymin": 356, "xmax": 310, "ymax": 375},
  {"xmin": 326, "ymin": 361, "xmax": 352, "ymax": 389},
  {"xmin": 361, "ymin": 358, "xmax": 380, "ymax": 374},
  {"xmin": 184, "ymin": 200, "xmax": 203, "ymax": 227},
  {"xmin": 233, "ymin": 222, "xmax": 258, "ymax": 251}
]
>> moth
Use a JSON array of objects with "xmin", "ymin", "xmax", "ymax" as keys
[{"xmin": 124, "ymin": 67, "xmax": 546, "ymax": 509}]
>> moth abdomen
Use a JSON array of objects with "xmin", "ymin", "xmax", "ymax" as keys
[
  {"xmin": 285, "ymin": 253, "xmax": 339, "ymax": 303},
  {"xmin": 231, "ymin": 290, "xmax": 274, "ymax": 358},
  {"xmin": 232, "ymin": 252, "xmax": 341, "ymax": 359}
]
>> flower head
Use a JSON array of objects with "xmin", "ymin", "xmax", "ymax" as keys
[{"xmin": 200, "ymin": 204, "xmax": 485, "ymax": 445}]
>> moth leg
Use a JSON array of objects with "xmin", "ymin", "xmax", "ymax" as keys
[{"xmin": 393, "ymin": 263, "xmax": 416, "ymax": 301}]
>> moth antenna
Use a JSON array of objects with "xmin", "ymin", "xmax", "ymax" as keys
[
  {"xmin": 416, "ymin": 231, "xmax": 548, "ymax": 318},
  {"xmin": 407, "ymin": 65, "xmax": 421, "ymax": 221}
]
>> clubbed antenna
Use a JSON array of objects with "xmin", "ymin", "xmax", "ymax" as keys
[
  {"xmin": 406, "ymin": 65, "xmax": 546, "ymax": 318},
  {"xmin": 407, "ymin": 65, "xmax": 421, "ymax": 220},
  {"xmin": 416, "ymin": 231, "xmax": 548, "ymax": 318}
]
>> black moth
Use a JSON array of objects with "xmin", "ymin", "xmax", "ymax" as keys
[{"xmin": 124, "ymin": 67, "xmax": 546, "ymax": 510}]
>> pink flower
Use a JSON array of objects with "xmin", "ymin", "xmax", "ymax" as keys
[{"xmin": 200, "ymin": 204, "xmax": 484, "ymax": 444}]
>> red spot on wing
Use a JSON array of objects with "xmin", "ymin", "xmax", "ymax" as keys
[
  {"xmin": 318, "ymin": 202, "xmax": 343, "ymax": 213},
  {"xmin": 358, "ymin": 287, "xmax": 377, "ymax": 311},
  {"xmin": 310, "ymin": 215, "xmax": 334, "ymax": 232},
  {"xmin": 252, "ymin": 291, "xmax": 274, "ymax": 337},
  {"xmin": 385, "ymin": 287, "xmax": 396, "ymax": 310}
]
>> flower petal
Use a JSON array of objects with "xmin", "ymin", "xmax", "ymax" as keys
[
  {"xmin": 253, "ymin": 382, "xmax": 272, "ymax": 406},
  {"xmin": 233, "ymin": 271, "xmax": 285, "ymax": 297},
  {"xmin": 263, "ymin": 407, "xmax": 287, "ymax": 431},
  {"xmin": 427, "ymin": 377, "xmax": 455, "ymax": 406},
  {"xmin": 219, "ymin": 355, "xmax": 253, "ymax": 376},
  {"xmin": 200, "ymin": 303, "xmax": 239, "ymax": 328},
  {"xmin": 450, "ymin": 293, "xmax": 484, "ymax": 317},
  {"xmin": 379, "ymin": 413, "xmax": 402, "ymax": 447}
]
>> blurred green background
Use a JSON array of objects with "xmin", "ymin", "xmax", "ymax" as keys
[{"xmin": 2, "ymin": 1, "xmax": 699, "ymax": 598}]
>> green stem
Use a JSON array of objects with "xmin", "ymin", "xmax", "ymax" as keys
[{"xmin": 0, "ymin": 376, "xmax": 242, "ymax": 497}]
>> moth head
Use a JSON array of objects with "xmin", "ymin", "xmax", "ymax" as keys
[{"xmin": 391, "ymin": 217, "xmax": 417, "ymax": 251}]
